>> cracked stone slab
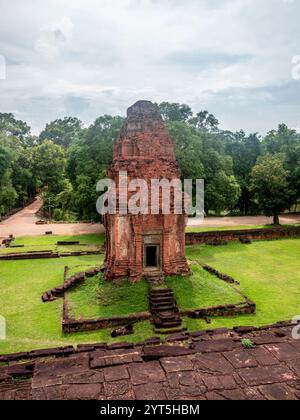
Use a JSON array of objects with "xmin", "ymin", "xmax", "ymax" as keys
[
  {"xmin": 133, "ymin": 382, "xmax": 167, "ymax": 400},
  {"xmin": 193, "ymin": 353, "xmax": 234, "ymax": 375},
  {"xmin": 90, "ymin": 349, "xmax": 142, "ymax": 369},
  {"xmin": 201, "ymin": 375, "xmax": 237, "ymax": 391},
  {"xmin": 104, "ymin": 380, "xmax": 131, "ymax": 398},
  {"xmin": 259, "ymin": 383, "xmax": 297, "ymax": 400},
  {"xmin": 128, "ymin": 362, "xmax": 166, "ymax": 385},
  {"xmin": 192, "ymin": 339, "xmax": 240, "ymax": 353},
  {"xmin": 238, "ymin": 365, "xmax": 296, "ymax": 386},
  {"xmin": 143, "ymin": 345, "xmax": 194, "ymax": 361},
  {"xmin": 103, "ymin": 365, "xmax": 129, "ymax": 382},
  {"xmin": 223, "ymin": 350, "xmax": 258, "ymax": 369},
  {"xmin": 266, "ymin": 343, "xmax": 300, "ymax": 362},
  {"xmin": 248, "ymin": 347, "xmax": 279, "ymax": 366},
  {"xmin": 161, "ymin": 356, "xmax": 194, "ymax": 373},
  {"xmin": 32, "ymin": 354, "xmax": 90, "ymax": 389}
]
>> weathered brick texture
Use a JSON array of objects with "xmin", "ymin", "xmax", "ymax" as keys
[{"xmin": 104, "ymin": 101, "xmax": 190, "ymax": 282}]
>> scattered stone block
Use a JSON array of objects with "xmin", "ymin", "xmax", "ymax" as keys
[
  {"xmin": 143, "ymin": 345, "xmax": 194, "ymax": 361},
  {"xmin": 111, "ymin": 325, "xmax": 134, "ymax": 338}
]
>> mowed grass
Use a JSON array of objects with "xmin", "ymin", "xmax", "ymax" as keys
[
  {"xmin": 68, "ymin": 275, "xmax": 149, "ymax": 319},
  {"xmin": 185, "ymin": 239, "xmax": 300, "ymax": 330},
  {"xmin": 0, "ymin": 234, "xmax": 105, "ymax": 254},
  {"xmin": 0, "ymin": 253, "xmax": 156, "ymax": 354},
  {"xmin": 186, "ymin": 224, "xmax": 300, "ymax": 233},
  {"xmin": 0, "ymin": 234, "xmax": 300, "ymax": 354},
  {"xmin": 166, "ymin": 265, "xmax": 243, "ymax": 311}
]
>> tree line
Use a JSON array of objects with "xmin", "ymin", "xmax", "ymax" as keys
[{"xmin": 0, "ymin": 102, "xmax": 299, "ymax": 224}]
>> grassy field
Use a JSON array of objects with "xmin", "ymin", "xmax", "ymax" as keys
[
  {"xmin": 68, "ymin": 275, "xmax": 149, "ymax": 319},
  {"xmin": 0, "ymin": 234, "xmax": 300, "ymax": 354},
  {"xmin": 186, "ymin": 224, "xmax": 300, "ymax": 233},
  {"xmin": 0, "ymin": 234, "xmax": 105, "ymax": 254},
  {"xmin": 185, "ymin": 239, "xmax": 300, "ymax": 330}
]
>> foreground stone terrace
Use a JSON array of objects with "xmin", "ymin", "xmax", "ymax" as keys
[{"xmin": 1, "ymin": 323, "xmax": 300, "ymax": 400}]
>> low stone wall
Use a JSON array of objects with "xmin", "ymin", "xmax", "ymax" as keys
[
  {"xmin": 202, "ymin": 264, "xmax": 239, "ymax": 285},
  {"xmin": 186, "ymin": 226, "xmax": 300, "ymax": 245},
  {"xmin": 1, "ymin": 320, "xmax": 298, "ymax": 364},
  {"xmin": 182, "ymin": 300, "xmax": 256, "ymax": 319},
  {"xmin": 62, "ymin": 312, "xmax": 151, "ymax": 334},
  {"xmin": 42, "ymin": 266, "xmax": 102, "ymax": 302},
  {"xmin": 0, "ymin": 250, "xmax": 102, "ymax": 261}
]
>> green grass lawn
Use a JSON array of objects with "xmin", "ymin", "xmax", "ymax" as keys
[
  {"xmin": 0, "ymin": 234, "xmax": 105, "ymax": 254},
  {"xmin": 68, "ymin": 275, "xmax": 149, "ymax": 319},
  {"xmin": 184, "ymin": 239, "xmax": 300, "ymax": 331},
  {"xmin": 186, "ymin": 224, "xmax": 300, "ymax": 233},
  {"xmin": 0, "ymin": 253, "xmax": 156, "ymax": 354},
  {"xmin": 165, "ymin": 265, "xmax": 243, "ymax": 311},
  {"xmin": 0, "ymin": 234, "xmax": 300, "ymax": 355}
]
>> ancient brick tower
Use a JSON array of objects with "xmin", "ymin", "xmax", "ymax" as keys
[{"xmin": 104, "ymin": 100, "xmax": 190, "ymax": 282}]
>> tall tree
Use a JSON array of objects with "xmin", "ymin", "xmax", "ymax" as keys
[
  {"xmin": 225, "ymin": 131, "xmax": 261, "ymax": 214},
  {"xmin": 39, "ymin": 117, "xmax": 83, "ymax": 148},
  {"xmin": 189, "ymin": 110, "xmax": 219, "ymax": 131},
  {"xmin": 0, "ymin": 113, "xmax": 31, "ymax": 146},
  {"xmin": 158, "ymin": 102, "xmax": 193, "ymax": 123},
  {"xmin": 31, "ymin": 140, "xmax": 66, "ymax": 194},
  {"xmin": 262, "ymin": 124, "xmax": 300, "ymax": 207},
  {"xmin": 250, "ymin": 154, "xmax": 292, "ymax": 225}
]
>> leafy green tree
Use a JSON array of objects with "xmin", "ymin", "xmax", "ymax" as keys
[
  {"xmin": 39, "ymin": 117, "xmax": 83, "ymax": 148},
  {"xmin": 167, "ymin": 122, "xmax": 204, "ymax": 180},
  {"xmin": 250, "ymin": 154, "xmax": 292, "ymax": 225},
  {"xmin": 158, "ymin": 102, "xmax": 193, "ymax": 122},
  {"xmin": 0, "ymin": 145, "xmax": 12, "ymax": 179},
  {"xmin": 72, "ymin": 175, "xmax": 99, "ymax": 221},
  {"xmin": 225, "ymin": 131, "xmax": 261, "ymax": 214},
  {"xmin": 262, "ymin": 124, "xmax": 300, "ymax": 207},
  {"xmin": 0, "ymin": 113, "xmax": 31, "ymax": 145},
  {"xmin": 205, "ymin": 172, "xmax": 241, "ymax": 215},
  {"xmin": 189, "ymin": 110, "xmax": 219, "ymax": 131},
  {"xmin": 201, "ymin": 148, "xmax": 241, "ymax": 214},
  {"xmin": 67, "ymin": 115, "xmax": 123, "ymax": 183},
  {"xmin": 31, "ymin": 140, "xmax": 66, "ymax": 194}
]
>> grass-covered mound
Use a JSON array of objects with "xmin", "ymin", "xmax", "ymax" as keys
[
  {"xmin": 68, "ymin": 275, "xmax": 149, "ymax": 319},
  {"xmin": 166, "ymin": 265, "xmax": 243, "ymax": 311}
]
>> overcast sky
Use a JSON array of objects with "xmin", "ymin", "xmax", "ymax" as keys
[{"xmin": 0, "ymin": 0, "xmax": 300, "ymax": 134}]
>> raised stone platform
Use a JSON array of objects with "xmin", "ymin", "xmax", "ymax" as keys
[{"xmin": 1, "ymin": 323, "xmax": 300, "ymax": 400}]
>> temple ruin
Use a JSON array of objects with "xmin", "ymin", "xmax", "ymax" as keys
[{"xmin": 104, "ymin": 100, "xmax": 190, "ymax": 282}]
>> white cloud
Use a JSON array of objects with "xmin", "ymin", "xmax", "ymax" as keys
[
  {"xmin": 0, "ymin": 0, "xmax": 300, "ymax": 134},
  {"xmin": 35, "ymin": 17, "xmax": 73, "ymax": 59}
]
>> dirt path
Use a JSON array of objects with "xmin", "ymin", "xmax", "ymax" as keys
[
  {"xmin": 0, "ymin": 197, "xmax": 104, "ymax": 240},
  {"xmin": 189, "ymin": 214, "xmax": 300, "ymax": 228},
  {"xmin": 1, "ymin": 198, "xmax": 299, "ymax": 240}
]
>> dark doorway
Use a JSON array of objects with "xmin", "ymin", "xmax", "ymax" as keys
[{"xmin": 145, "ymin": 246, "xmax": 159, "ymax": 268}]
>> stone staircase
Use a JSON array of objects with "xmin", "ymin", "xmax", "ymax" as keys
[{"xmin": 149, "ymin": 287, "xmax": 185, "ymax": 334}]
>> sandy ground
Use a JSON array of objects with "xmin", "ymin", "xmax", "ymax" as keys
[
  {"xmin": 0, "ymin": 197, "xmax": 104, "ymax": 240},
  {"xmin": 0, "ymin": 197, "xmax": 299, "ymax": 240},
  {"xmin": 189, "ymin": 213, "xmax": 300, "ymax": 228}
]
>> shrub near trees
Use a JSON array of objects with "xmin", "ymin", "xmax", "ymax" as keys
[{"xmin": 0, "ymin": 103, "xmax": 299, "ymax": 223}]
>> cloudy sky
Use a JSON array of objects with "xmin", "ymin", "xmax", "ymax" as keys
[{"xmin": 0, "ymin": 0, "xmax": 300, "ymax": 134}]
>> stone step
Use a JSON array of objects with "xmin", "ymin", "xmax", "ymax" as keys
[
  {"xmin": 150, "ymin": 289, "xmax": 173, "ymax": 295},
  {"xmin": 154, "ymin": 320, "xmax": 182, "ymax": 329},
  {"xmin": 150, "ymin": 301, "xmax": 175, "ymax": 308},
  {"xmin": 151, "ymin": 305, "xmax": 176, "ymax": 312},
  {"xmin": 157, "ymin": 311, "xmax": 181, "ymax": 321},
  {"xmin": 149, "ymin": 295, "xmax": 174, "ymax": 302},
  {"xmin": 150, "ymin": 296, "xmax": 175, "ymax": 303},
  {"xmin": 154, "ymin": 327, "xmax": 187, "ymax": 335}
]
